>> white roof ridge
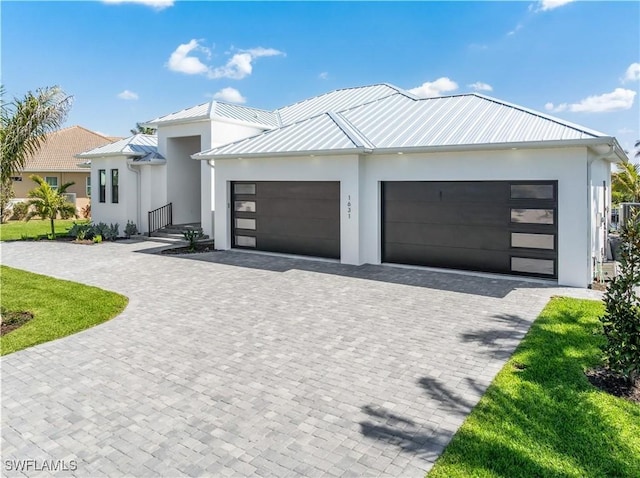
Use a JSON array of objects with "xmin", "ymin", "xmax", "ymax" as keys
[
  {"xmin": 468, "ymin": 92, "xmax": 607, "ymax": 138},
  {"xmin": 328, "ymin": 112, "xmax": 375, "ymax": 149},
  {"xmin": 274, "ymin": 83, "xmax": 401, "ymax": 114}
]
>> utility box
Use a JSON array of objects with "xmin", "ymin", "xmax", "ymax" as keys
[{"xmin": 600, "ymin": 262, "xmax": 618, "ymax": 281}]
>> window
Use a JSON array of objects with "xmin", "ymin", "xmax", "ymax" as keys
[
  {"xmin": 45, "ymin": 176, "xmax": 58, "ymax": 190},
  {"xmin": 99, "ymin": 170, "xmax": 106, "ymax": 203},
  {"xmin": 86, "ymin": 176, "xmax": 91, "ymax": 197},
  {"xmin": 234, "ymin": 183, "xmax": 256, "ymax": 195},
  {"xmin": 234, "ymin": 201, "xmax": 256, "ymax": 212},
  {"xmin": 235, "ymin": 218, "xmax": 256, "ymax": 230},
  {"xmin": 510, "ymin": 208, "xmax": 554, "ymax": 225},
  {"xmin": 510, "ymin": 184, "xmax": 554, "ymax": 199},
  {"xmin": 10, "ymin": 176, "xmax": 22, "ymax": 182},
  {"xmin": 511, "ymin": 257, "xmax": 555, "ymax": 275},
  {"xmin": 111, "ymin": 169, "xmax": 119, "ymax": 204},
  {"xmin": 235, "ymin": 235, "xmax": 256, "ymax": 247},
  {"xmin": 511, "ymin": 233, "xmax": 555, "ymax": 250}
]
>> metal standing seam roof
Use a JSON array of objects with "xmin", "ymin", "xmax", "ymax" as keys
[
  {"xmin": 196, "ymin": 88, "xmax": 617, "ymax": 159},
  {"xmin": 194, "ymin": 114, "xmax": 363, "ymax": 158},
  {"xmin": 143, "ymin": 84, "xmax": 407, "ymax": 130},
  {"xmin": 274, "ymin": 83, "xmax": 406, "ymax": 126},
  {"xmin": 143, "ymin": 101, "xmax": 279, "ymax": 128},
  {"xmin": 75, "ymin": 134, "xmax": 160, "ymax": 159}
]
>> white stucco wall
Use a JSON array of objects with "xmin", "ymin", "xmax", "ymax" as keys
[
  {"xmin": 213, "ymin": 146, "xmax": 596, "ymax": 287},
  {"xmin": 90, "ymin": 156, "xmax": 137, "ymax": 234},
  {"xmin": 156, "ymin": 119, "xmax": 266, "ymax": 237},
  {"xmin": 213, "ymin": 154, "xmax": 362, "ymax": 264}
]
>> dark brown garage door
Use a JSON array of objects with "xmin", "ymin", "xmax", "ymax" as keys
[
  {"xmin": 382, "ymin": 181, "xmax": 558, "ymax": 278},
  {"xmin": 232, "ymin": 181, "xmax": 340, "ymax": 259}
]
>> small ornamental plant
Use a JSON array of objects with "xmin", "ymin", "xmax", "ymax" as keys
[{"xmin": 600, "ymin": 210, "xmax": 640, "ymax": 385}]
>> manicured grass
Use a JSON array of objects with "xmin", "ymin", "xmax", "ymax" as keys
[
  {"xmin": 1, "ymin": 266, "xmax": 128, "ymax": 355},
  {"xmin": 429, "ymin": 297, "xmax": 640, "ymax": 478},
  {"xmin": 0, "ymin": 219, "xmax": 86, "ymax": 241}
]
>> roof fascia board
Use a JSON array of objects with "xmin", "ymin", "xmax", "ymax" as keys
[
  {"xmin": 74, "ymin": 152, "xmax": 145, "ymax": 159},
  {"xmin": 371, "ymin": 137, "xmax": 622, "ymax": 159},
  {"xmin": 127, "ymin": 159, "xmax": 166, "ymax": 166},
  {"xmin": 141, "ymin": 117, "xmax": 210, "ymax": 128},
  {"xmin": 193, "ymin": 147, "xmax": 369, "ymax": 160}
]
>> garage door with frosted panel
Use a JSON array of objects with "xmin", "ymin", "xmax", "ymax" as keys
[
  {"xmin": 232, "ymin": 181, "xmax": 340, "ymax": 259},
  {"xmin": 382, "ymin": 181, "xmax": 557, "ymax": 278}
]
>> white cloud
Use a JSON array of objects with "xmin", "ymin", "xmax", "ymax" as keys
[
  {"xmin": 103, "ymin": 0, "xmax": 173, "ymax": 9},
  {"xmin": 167, "ymin": 39, "xmax": 210, "ymax": 75},
  {"xmin": 617, "ymin": 127, "xmax": 635, "ymax": 135},
  {"xmin": 117, "ymin": 90, "xmax": 139, "ymax": 100},
  {"xmin": 319, "ymin": 72, "xmax": 329, "ymax": 80},
  {"xmin": 166, "ymin": 41, "xmax": 284, "ymax": 80},
  {"xmin": 534, "ymin": 0, "xmax": 575, "ymax": 12},
  {"xmin": 468, "ymin": 82, "xmax": 493, "ymax": 92},
  {"xmin": 507, "ymin": 23, "xmax": 523, "ymax": 36},
  {"xmin": 208, "ymin": 47, "xmax": 284, "ymax": 80},
  {"xmin": 623, "ymin": 62, "xmax": 640, "ymax": 83},
  {"xmin": 211, "ymin": 87, "xmax": 246, "ymax": 104},
  {"xmin": 468, "ymin": 43, "xmax": 488, "ymax": 50},
  {"xmin": 545, "ymin": 88, "xmax": 636, "ymax": 113},
  {"xmin": 408, "ymin": 78, "xmax": 459, "ymax": 98}
]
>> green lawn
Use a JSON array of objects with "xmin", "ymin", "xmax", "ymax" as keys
[
  {"xmin": 0, "ymin": 219, "xmax": 85, "ymax": 241},
  {"xmin": 428, "ymin": 297, "xmax": 640, "ymax": 478},
  {"xmin": 1, "ymin": 266, "xmax": 128, "ymax": 355}
]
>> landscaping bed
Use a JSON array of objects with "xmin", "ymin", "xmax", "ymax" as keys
[
  {"xmin": 160, "ymin": 241, "xmax": 216, "ymax": 255},
  {"xmin": 1, "ymin": 310, "xmax": 34, "ymax": 336}
]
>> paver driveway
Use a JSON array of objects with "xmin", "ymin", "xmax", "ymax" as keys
[{"xmin": 0, "ymin": 240, "xmax": 600, "ymax": 477}]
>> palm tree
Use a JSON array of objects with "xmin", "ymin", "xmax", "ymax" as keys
[
  {"xmin": 130, "ymin": 122, "xmax": 156, "ymax": 135},
  {"xmin": 612, "ymin": 160, "xmax": 640, "ymax": 205},
  {"xmin": 26, "ymin": 175, "xmax": 77, "ymax": 238},
  {"xmin": 0, "ymin": 86, "xmax": 72, "ymax": 186}
]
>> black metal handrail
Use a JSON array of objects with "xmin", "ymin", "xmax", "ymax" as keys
[{"xmin": 148, "ymin": 202, "xmax": 172, "ymax": 236}]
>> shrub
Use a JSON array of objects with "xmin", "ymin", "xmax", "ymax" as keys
[
  {"xmin": 600, "ymin": 211, "xmax": 640, "ymax": 384},
  {"xmin": 93, "ymin": 222, "xmax": 110, "ymax": 239},
  {"xmin": 93, "ymin": 234, "xmax": 102, "ymax": 244},
  {"xmin": 10, "ymin": 202, "xmax": 29, "ymax": 221},
  {"xmin": 107, "ymin": 223, "xmax": 119, "ymax": 240},
  {"xmin": 67, "ymin": 222, "xmax": 94, "ymax": 240},
  {"xmin": 183, "ymin": 229, "xmax": 203, "ymax": 251},
  {"xmin": 124, "ymin": 220, "xmax": 138, "ymax": 238},
  {"xmin": 81, "ymin": 203, "xmax": 91, "ymax": 219}
]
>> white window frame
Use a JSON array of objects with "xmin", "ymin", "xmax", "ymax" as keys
[
  {"xmin": 44, "ymin": 176, "xmax": 58, "ymax": 190},
  {"xmin": 86, "ymin": 176, "xmax": 91, "ymax": 197}
]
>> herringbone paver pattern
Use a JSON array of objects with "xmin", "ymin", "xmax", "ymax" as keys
[{"xmin": 0, "ymin": 241, "xmax": 600, "ymax": 477}]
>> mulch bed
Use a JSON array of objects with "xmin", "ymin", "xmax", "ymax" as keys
[
  {"xmin": 160, "ymin": 242, "xmax": 216, "ymax": 255},
  {"xmin": 586, "ymin": 367, "xmax": 640, "ymax": 404},
  {"xmin": 1, "ymin": 311, "xmax": 34, "ymax": 336}
]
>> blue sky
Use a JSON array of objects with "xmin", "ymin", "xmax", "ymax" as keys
[{"xmin": 3, "ymin": 0, "xmax": 639, "ymax": 153}]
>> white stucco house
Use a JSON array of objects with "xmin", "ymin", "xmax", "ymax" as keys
[{"xmin": 77, "ymin": 83, "xmax": 627, "ymax": 287}]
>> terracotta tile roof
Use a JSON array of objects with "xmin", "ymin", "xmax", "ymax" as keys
[{"xmin": 22, "ymin": 125, "xmax": 119, "ymax": 172}]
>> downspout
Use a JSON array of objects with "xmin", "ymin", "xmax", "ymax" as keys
[
  {"xmin": 126, "ymin": 162, "xmax": 142, "ymax": 232},
  {"xmin": 587, "ymin": 143, "xmax": 615, "ymax": 284}
]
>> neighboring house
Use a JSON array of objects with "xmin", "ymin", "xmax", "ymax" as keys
[
  {"xmin": 12, "ymin": 125, "xmax": 117, "ymax": 212},
  {"xmin": 78, "ymin": 83, "xmax": 627, "ymax": 287}
]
